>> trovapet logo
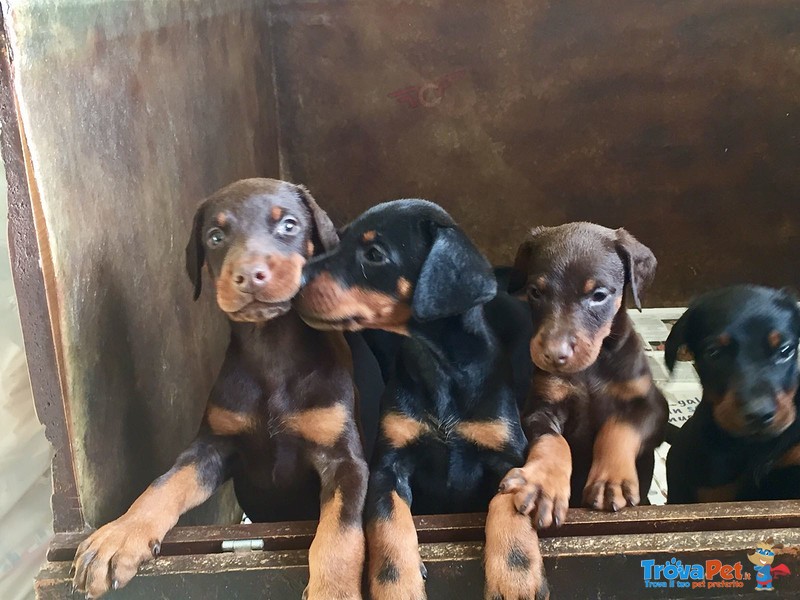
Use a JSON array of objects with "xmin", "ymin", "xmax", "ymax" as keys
[{"xmin": 641, "ymin": 558, "xmax": 750, "ymax": 590}]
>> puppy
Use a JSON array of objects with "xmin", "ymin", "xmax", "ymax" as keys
[
  {"xmin": 295, "ymin": 200, "xmax": 548, "ymax": 600},
  {"xmin": 665, "ymin": 285, "xmax": 800, "ymax": 503},
  {"xmin": 499, "ymin": 223, "xmax": 669, "ymax": 526},
  {"xmin": 72, "ymin": 179, "xmax": 377, "ymax": 599}
]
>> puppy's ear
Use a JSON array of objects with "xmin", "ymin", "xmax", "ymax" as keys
[
  {"xmin": 665, "ymin": 307, "xmax": 692, "ymax": 372},
  {"xmin": 411, "ymin": 225, "xmax": 497, "ymax": 321},
  {"xmin": 776, "ymin": 287, "xmax": 800, "ymax": 337},
  {"xmin": 508, "ymin": 227, "xmax": 546, "ymax": 295},
  {"xmin": 615, "ymin": 228, "xmax": 657, "ymax": 311},
  {"xmin": 295, "ymin": 184, "xmax": 338, "ymax": 255},
  {"xmin": 508, "ymin": 240, "xmax": 534, "ymax": 295},
  {"xmin": 185, "ymin": 203, "xmax": 206, "ymax": 301}
]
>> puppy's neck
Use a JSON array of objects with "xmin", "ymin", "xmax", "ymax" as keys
[
  {"xmin": 229, "ymin": 309, "xmax": 323, "ymax": 352},
  {"xmin": 407, "ymin": 305, "xmax": 495, "ymax": 364}
]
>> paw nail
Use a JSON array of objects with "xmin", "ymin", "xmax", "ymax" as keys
[{"xmin": 113, "ymin": 579, "xmax": 119, "ymax": 590}]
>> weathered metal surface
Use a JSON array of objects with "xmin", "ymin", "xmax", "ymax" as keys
[
  {"xmin": 36, "ymin": 529, "xmax": 800, "ymax": 599},
  {"xmin": 270, "ymin": 0, "xmax": 800, "ymax": 305},
  {"xmin": 1, "ymin": 0, "xmax": 279, "ymax": 529},
  {"xmin": 45, "ymin": 500, "xmax": 800, "ymax": 562}
]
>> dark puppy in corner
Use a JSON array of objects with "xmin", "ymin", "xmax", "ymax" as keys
[
  {"xmin": 665, "ymin": 285, "xmax": 800, "ymax": 503},
  {"xmin": 499, "ymin": 223, "xmax": 668, "ymax": 527},
  {"xmin": 72, "ymin": 179, "xmax": 381, "ymax": 599},
  {"xmin": 295, "ymin": 200, "xmax": 548, "ymax": 600}
]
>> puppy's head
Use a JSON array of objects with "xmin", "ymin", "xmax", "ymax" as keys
[
  {"xmin": 295, "ymin": 199, "xmax": 496, "ymax": 334},
  {"xmin": 509, "ymin": 223, "xmax": 656, "ymax": 374},
  {"xmin": 185, "ymin": 178, "xmax": 337, "ymax": 322},
  {"xmin": 665, "ymin": 285, "xmax": 800, "ymax": 438}
]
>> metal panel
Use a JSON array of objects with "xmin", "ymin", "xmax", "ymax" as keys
[
  {"xmin": 270, "ymin": 0, "xmax": 800, "ymax": 305},
  {"xmin": 1, "ymin": 0, "xmax": 279, "ymax": 529}
]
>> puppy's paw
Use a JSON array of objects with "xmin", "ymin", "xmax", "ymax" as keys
[
  {"xmin": 498, "ymin": 460, "xmax": 570, "ymax": 529},
  {"xmin": 72, "ymin": 517, "xmax": 161, "ymax": 598},
  {"xmin": 370, "ymin": 557, "xmax": 427, "ymax": 600},
  {"xmin": 583, "ymin": 466, "xmax": 640, "ymax": 511},
  {"xmin": 484, "ymin": 494, "xmax": 550, "ymax": 600}
]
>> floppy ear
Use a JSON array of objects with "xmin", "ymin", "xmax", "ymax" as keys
[
  {"xmin": 507, "ymin": 226, "xmax": 547, "ymax": 294},
  {"xmin": 295, "ymin": 184, "xmax": 338, "ymax": 255},
  {"xmin": 615, "ymin": 228, "xmax": 657, "ymax": 311},
  {"xmin": 776, "ymin": 287, "xmax": 800, "ymax": 336},
  {"xmin": 185, "ymin": 204, "xmax": 206, "ymax": 301},
  {"xmin": 664, "ymin": 308, "xmax": 692, "ymax": 372},
  {"xmin": 508, "ymin": 239, "xmax": 536, "ymax": 295},
  {"xmin": 411, "ymin": 225, "xmax": 497, "ymax": 321}
]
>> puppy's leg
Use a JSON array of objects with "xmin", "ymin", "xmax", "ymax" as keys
[
  {"xmin": 72, "ymin": 432, "xmax": 235, "ymax": 598},
  {"xmin": 304, "ymin": 427, "xmax": 369, "ymax": 600},
  {"xmin": 498, "ymin": 432, "xmax": 572, "ymax": 529},
  {"xmin": 583, "ymin": 418, "xmax": 642, "ymax": 510},
  {"xmin": 484, "ymin": 493, "xmax": 549, "ymax": 600},
  {"xmin": 366, "ymin": 456, "xmax": 425, "ymax": 600}
]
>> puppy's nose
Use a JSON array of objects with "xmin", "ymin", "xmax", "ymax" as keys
[
  {"xmin": 545, "ymin": 339, "xmax": 575, "ymax": 366},
  {"xmin": 234, "ymin": 263, "xmax": 271, "ymax": 292}
]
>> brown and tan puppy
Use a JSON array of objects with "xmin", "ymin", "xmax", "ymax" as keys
[
  {"xmin": 498, "ymin": 223, "xmax": 668, "ymax": 527},
  {"xmin": 71, "ymin": 179, "xmax": 378, "ymax": 599}
]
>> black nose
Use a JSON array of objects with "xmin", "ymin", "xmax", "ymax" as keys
[
  {"xmin": 744, "ymin": 404, "xmax": 776, "ymax": 427},
  {"xmin": 234, "ymin": 264, "xmax": 270, "ymax": 292}
]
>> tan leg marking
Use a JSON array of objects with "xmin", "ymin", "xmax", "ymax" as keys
[
  {"xmin": 382, "ymin": 412, "xmax": 430, "ymax": 448},
  {"xmin": 498, "ymin": 434, "xmax": 572, "ymax": 528},
  {"xmin": 583, "ymin": 419, "xmax": 642, "ymax": 511},
  {"xmin": 73, "ymin": 465, "xmax": 210, "ymax": 597},
  {"xmin": 484, "ymin": 493, "xmax": 548, "ymax": 600},
  {"xmin": 456, "ymin": 419, "xmax": 510, "ymax": 451},
  {"xmin": 368, "ymin": 491, "xmax": 425, "ymax": 600},
  {"xmin": 205, "ymin": 405, "xmax": 256, "ymax": 436},
  {"xmin": 605, "ymin": 374, "xmax": 653, "ymax": 402},
  {"xmin": 285, "ymin": 404, "xmax": 348, "ymax": 446},
  {"xmin": 306, "ymin": 489, "xmax": 365, "ymax": 600}
]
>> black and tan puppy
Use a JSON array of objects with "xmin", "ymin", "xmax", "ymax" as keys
[
  {"xmin": 295, "ymin": 200, "xmax": 547, "ymax": 600},
  {"xmin": 72, "ymin": 179, "xmax": 378, "ymax": 599},
  {"xmin": 499, "ymin": 223, "xmax": 669, "ymax": 527},
  {"xmin": 665, "ymin": 285, "xmax": 800, "ymax": 503}
]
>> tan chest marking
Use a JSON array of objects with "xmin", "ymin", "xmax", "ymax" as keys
[
  {"xmin": 284, "ymin": 404, "xmax": 348, "ymax": 446},
  {"xmin": 533, "ymin": 374, "xmax": 582, "ymax": 403},
  {"xmin": 382, "ymin": 412, "xmax": 430, "ymax": 448},
  {"xmin": 456, "ymin": 420, "xmax": 511, "ymax": 451},
  {"xmin": 605, "ymin": 374, "xmax": 653, "ymax": 402},
  {"xmin": 778, "ymin": 443, "xmax": 800, "ymax": 468},
  {"xmin": 205, "ymin": 405, "xmax": 257, "ymax": 436}
]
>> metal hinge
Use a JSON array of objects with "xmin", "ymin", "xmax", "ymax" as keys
[{"xmin": 221, "ymin": 539, "xmax": 264, "ymax": 553}]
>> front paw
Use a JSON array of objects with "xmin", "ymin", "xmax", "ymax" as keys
[
  {"xmin": 370, "ymin": 557, "xmax": 427, "ymax": 600},
  {"xmin": 583, "ymin": 467, "xmax": 640, "ymax": 511},
  {"xmin": 498, "ymin": 461, "xmax": 570, "ymax": 529},
  {"xmin": 72, "ymin": 517, "xmax": 161, "ymax": 598},
  {"xmin": 484, "ymin": 494, "xmax": 550, "ymax": 600}
]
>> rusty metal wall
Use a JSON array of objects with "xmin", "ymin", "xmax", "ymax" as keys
[
  {"xmin": 2, "ymin": 0, "xmax": 279, "ymax": 529},
  {"xmin": 270, "ymin": 0, "xmax": 800, "ymax": 305}
]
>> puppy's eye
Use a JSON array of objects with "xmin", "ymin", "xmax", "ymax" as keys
[
  {"xmin": 704, "ymin": 345, "xmax": 725, "ymax": 360},
  {"xmin": 277, "ymin": 216, "xmax": 299, "ymax": 236},
  {"xmin": 527, "ymin": 286, "xmax": 542, "ymax": 301},
  {"xmin": 776, "ymin": 343, "xmax": 797, "ymax": 364},
  {"xmin": 206, "ymin": 227, "xmax": 226, "ymax": 248},
  {"xmin": 363, "ymin": 246, "xmax": 388, "ymax": 265},
  {"xmin": 589, "ymin": 288, "xmax": 610, "ymax": 305}
]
